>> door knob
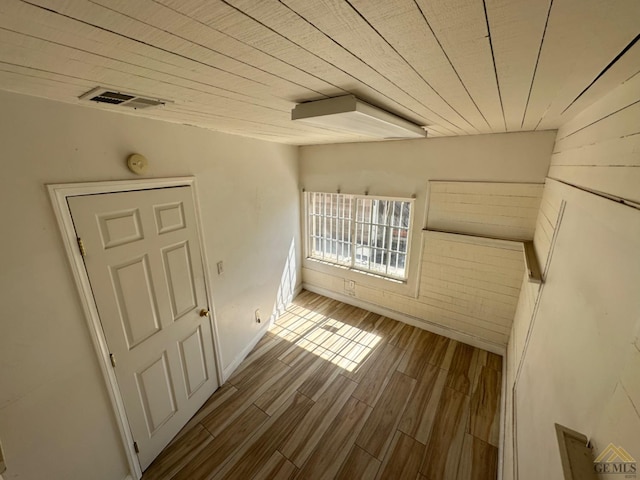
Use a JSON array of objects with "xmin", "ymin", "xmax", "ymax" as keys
[{"xmin": 199, "ymin": 309, "xmax": 210, "ymax": 317}]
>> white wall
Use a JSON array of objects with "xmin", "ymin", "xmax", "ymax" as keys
[
  {"xmin": 0, "ymin": 91, "xmax": 300, "ymax": 480},
  {"xmin": 504, "ymin": 74, "xmax": 640, "ymax": 479},
  {"xmin": 506, "ymin": 180, "xmax": 640, "ymax": 480},
  {"xmin": 299, "ymin": 132, "xmax": 555, "ymax": 349}
]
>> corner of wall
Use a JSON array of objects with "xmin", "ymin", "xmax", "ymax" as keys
[{"xmin": 223, "ymin": 336, "xmax": 262, "ymax": 382}]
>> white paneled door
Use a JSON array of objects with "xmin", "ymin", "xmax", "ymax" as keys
[{"xmin": 68, "ymin": 186, "xmax": 218, "ymax": 471}]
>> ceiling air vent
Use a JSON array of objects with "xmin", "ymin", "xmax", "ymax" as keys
[{"xmin": 79, "ymin": 87, "xmax": 169, "ymax": 109}]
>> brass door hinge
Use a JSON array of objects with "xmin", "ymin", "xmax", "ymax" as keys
[
  {"xmin": 77, "ymin": 237, "xmax": 86, "ymax": 257},
  {"xmin": 109, "ymin": 353, "xmax": 116, "ymax": 368},
  {"xmin": 133, "ymin": 442, "xmax": 139, "ymax": 454}
]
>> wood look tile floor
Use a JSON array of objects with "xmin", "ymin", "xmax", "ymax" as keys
[{"xmin": 142, "ymin": 291, "xmax": 502, "ymax": 480}]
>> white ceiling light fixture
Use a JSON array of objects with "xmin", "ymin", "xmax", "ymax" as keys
[{"xmin": 292, "ymin": 95, "xmax": 427, "ymax": 139}]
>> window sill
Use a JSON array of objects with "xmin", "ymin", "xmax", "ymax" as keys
[{"xmin": 305, "ymin": 257, "xmax": 406, "ymax": 284}]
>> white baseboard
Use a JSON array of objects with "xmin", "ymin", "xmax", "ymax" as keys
[
  {"xmin": 222, "ymin": 327, "xmax": 269, "ymax": 381},
  {"xmin": 223, "ymin": 284, "xmax": 304, "ymax": 382},
  {"xmin": 302, "ymin": 283, "xmax": 506, "ymax": 356}
]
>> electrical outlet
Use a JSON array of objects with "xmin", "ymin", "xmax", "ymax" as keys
[
  {"xmin": 255, "ymin": 309, "xmax": 261, "ymax": 324},
  {"xmin": 344, "ymin": 279, "xmax": 356, "ymax": 295},
  {"xmin": 216, "ymin": 261, "xmax": 224, "ymax": 275}
]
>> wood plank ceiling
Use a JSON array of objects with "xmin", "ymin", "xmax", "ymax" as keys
[{"xmin": 0, "ymin": 0, "xmax": 638, "ymax": 145}]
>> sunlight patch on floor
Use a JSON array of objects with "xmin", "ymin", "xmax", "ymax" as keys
[{"xmin": 269, "ymin": 307, "xmax": 381, "ymax": 372}]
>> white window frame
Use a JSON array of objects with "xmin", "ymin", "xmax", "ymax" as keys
[{"xmin": 305, "ymin": 192, "xmax": 415, "ymax": 281}]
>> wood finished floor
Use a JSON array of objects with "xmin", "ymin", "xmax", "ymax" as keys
[{"xmin": 142, "ymin": 290, "xmax": 502, "ymax": 480}]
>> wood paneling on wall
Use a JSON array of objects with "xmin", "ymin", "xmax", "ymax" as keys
[
  {"xmin": 532, "ymin": 179, "xmax": 565, "ymax": 278},
  {"xmin": 548, "ymin": 72, "xmax": 640, "ymax": 204},
  {"xmin": 419, "ymin": 232, "xmax": 524, "ymax": 345},
  {"xmin": 427, "ymin": 181, "xmax": 543, "ymax": 240},
  {"xmin": 303, "ymin": 230, "xmax": 525, "ymax": 348}
]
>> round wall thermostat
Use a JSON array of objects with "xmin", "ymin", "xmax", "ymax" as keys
[{"xmin": 127, "ymin": 154, "xmax": 149, "ymax": 175}]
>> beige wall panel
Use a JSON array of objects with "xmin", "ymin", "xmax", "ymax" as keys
[{"xmin": 427, "ymin": 181, "xmax": 543, "ymax": 240}]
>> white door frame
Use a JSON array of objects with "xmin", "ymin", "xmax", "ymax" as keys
[{"xmin": 48, "ymin": 177, "xmax": 223, "ymax": 479}]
